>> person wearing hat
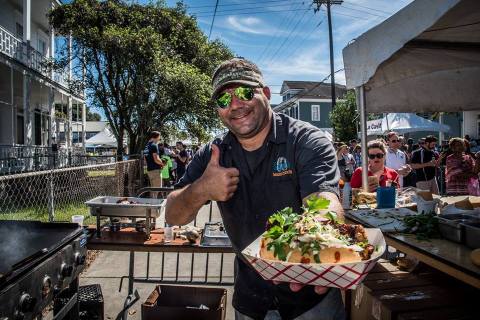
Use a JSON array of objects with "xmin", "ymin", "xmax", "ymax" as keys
[
  {"xmin": 337, "ymin": 144, "xmax": 355, "ymax": 180},
  {"xmin": 165, "ymin": 58, "xmax": 344, "ymax": 320}
]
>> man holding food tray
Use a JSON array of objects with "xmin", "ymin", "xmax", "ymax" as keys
[{"xmin": 166, "ymin": 58, "xmax": 345, "ymax": 320}]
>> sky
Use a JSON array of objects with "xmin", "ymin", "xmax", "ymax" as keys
[{"xmin": 162, "ymin": 0, "xmax": 415, "ymax": 104}]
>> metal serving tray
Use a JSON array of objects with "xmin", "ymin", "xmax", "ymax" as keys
[
  {"xmin": 85, "ymin": 196, "xmax": 165, "ymax": 218},
  {"xmin": 437, "ymin": 214, "xmax": 476, "ymax": 243},
  {"xmin": 437, "ymin": 214, "xmax": 480, "ymax": 243},
  {"xmin": 461, "ymin": 221, "xmax": 480, "ymax": 249},
  {"xmin": 200, "ymin": 222, "xmax": 231, "ymax": 247}
]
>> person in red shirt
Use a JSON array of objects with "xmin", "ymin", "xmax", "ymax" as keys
[{"xmin": 350, "ymin": 140, "xmax": 399, "ymax": 192}]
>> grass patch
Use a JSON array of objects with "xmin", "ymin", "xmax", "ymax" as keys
[
  {"xmin": 0, "ymin": 203, "xmax": 97, "ymax": 225},
  {"xmin": 87, "ymin": 170, "xmax": 116, "ymax": 177}
]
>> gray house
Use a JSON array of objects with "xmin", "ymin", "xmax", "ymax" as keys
[{"xmin": 273, "ymin": 81, "xmax": 347, "ymax": 132}]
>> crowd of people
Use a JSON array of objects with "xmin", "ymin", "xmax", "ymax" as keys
[
  {"xmin": 335, "ymin": 133, "xmax": 480, "ymax": 196},
  {"xmin": 143, "ymin": 131, "xmax": 199, "ymax": 189}
]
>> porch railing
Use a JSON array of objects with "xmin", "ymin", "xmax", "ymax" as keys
[
  {"xmin": 0, "ymin": 24, "xmax": 69, "ymax": 88},
  {"xmin": 0, "ymin": 145, "xmax": 115, "ymax": 175}
]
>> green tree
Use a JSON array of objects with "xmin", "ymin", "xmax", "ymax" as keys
[
  {"xmin": 330, "ymin": 90, "xmax": 358, "ymax": 142},
  {"xmin": 86, "ymin": 107, "xmax": 101, "ymax": 121},
  {"xmin": 49, "ymin": 0, "xmax": 233, "ymax": 157}
]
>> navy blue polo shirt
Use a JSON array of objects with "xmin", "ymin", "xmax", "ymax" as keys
[{"xmin": 175, "ymin": 113, "xmax": 340, "ymax": 319}]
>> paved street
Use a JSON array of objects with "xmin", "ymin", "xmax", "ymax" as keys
[{"xmin": 80, "ymin": 202, "xmax": 237, "ymax": 320}]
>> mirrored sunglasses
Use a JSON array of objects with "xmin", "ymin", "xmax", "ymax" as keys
[
  {"xmin": 215, "ymin": 86, "xmax": 256, "ymax": 109},
  {"xmin": 368, "ymin": 153, "xmax": 384, "ymax": 159}
]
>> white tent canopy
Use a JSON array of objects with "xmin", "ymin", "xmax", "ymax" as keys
[
  {"xmin": 367, "ymin": 113, "xmax": 451, "ymax": 136},
  {"xmin": 341, "ymin": 0, "xmax": 479, "ymax": 190},
  {"xmin": 343, "ymin": 0, "xmax": 480, "ymax": 113},
  {"xmin": 85, "ymin": 127, "xmax": 117, "ymax": 147}
]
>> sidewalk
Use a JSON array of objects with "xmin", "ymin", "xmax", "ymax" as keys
[{"xmin": 80, "ymin": 202, "xmax": 236, "ymax": 320}]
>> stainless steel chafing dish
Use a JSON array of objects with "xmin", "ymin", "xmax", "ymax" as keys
[{"xmin": 85, "ymin": 196, "xmax": 166, "ymax": 238}]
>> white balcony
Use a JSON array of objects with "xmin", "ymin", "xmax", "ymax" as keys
[{"xmin": 0, "ymin": 24, "xmax": 69, "ymax": 88}]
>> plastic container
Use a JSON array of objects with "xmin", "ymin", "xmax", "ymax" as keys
[
  {"xmin": 342, "ymin": 182, "xmax": 352, "ymax": 209},
  {"xmin": 72, "ymin": 215, "xmax": 85, "ymax": 227},
  {"xmin": 376, "ymin": 187, "xmax": 396, "ymax": 209},
  {"xmin": 164, "ymin": 224, "xmax": 173, "ymax": 242}
]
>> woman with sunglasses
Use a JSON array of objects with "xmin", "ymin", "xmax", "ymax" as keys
[{"xmin": 350, "ymin": 140, "xmax": 399, "ymax": 192}]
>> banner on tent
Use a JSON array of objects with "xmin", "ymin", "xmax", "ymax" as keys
[{"xmin": 367, "ymin": 119, "xmax": 383, "ymax": 135}]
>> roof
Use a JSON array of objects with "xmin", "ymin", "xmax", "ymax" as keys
[
  {"xmin": 273, "ymin": 81, "xmax": 347, "ymax": 112},
  {"xmin": 59, "ymin": 121, "xmax": 108, "ymax": 133},
  {"xmin": 280, "ymin": 81, "xmax": 347, "ymax": 99}
]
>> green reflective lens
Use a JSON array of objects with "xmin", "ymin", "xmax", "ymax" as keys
[
  {"xmin": 216, "ymin": 92, "xmax": 232, "ymax": 109},
  {"xmin": 235, "ymin": 87, "xmax": 255, "ymax": 101},
  {"xmin": 215, "ymin": 86, "xmax": 256, "ymax": 109}
]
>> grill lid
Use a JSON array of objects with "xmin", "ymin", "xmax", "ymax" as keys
[{"xmin": 0, "ymin": 220, "xmax": 83, "ymax": 282}]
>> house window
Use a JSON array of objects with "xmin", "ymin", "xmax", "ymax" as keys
[
  {"xmin": 38, "ymin": 39, "xmax": 47, "ymax": 56},
  {"xmin": 311, "ymin": 105, "xmax": 320, "ymax": 121},
  {"xmin": 16, "ymin": 23, "xmax": 23, "ymax": 39}
]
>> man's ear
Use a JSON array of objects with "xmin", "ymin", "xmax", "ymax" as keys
[{"xmin": 262, "ymin": 86, "xmax": 271, "ymax": 100}]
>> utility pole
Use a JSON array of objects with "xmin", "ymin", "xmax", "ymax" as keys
[{"xmin": 313, "ymin": 0, "xmax": 343, "ymax": 108}]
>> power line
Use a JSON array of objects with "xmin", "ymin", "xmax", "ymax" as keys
[
  {"xmin": 193, "ymin": 7, "xmax": 310, "ymax": 18},
  {"xmin": 257, "ymin": 2, "xmax": 304, "ymax": 62},
  {"xmin": 343, "ymin": 1, "xmax": 393, "ymax": 15},
  {"xmin": 190, "ymin": 1, "xmax": 302, "ymax": 15},
  {"xmin": 208, "ymin": 0, "xmax": 220, "ymax": 40},
  {"xmin": 262, "ymin": 3, "xmax": 314, "ymax": 65},
  {"xmin": 188, "ymin": 0, "xmax": 302, "ymax": 9},
  {"xmin": 339, "ymin": 4, "xmax": 389, "ymax": 19},
  {"xmin": 279, "ymin": 15, "xmax": 326, "ymax": 63},
  {"xmin": 274, "ymin": 68, "xmax": 345, "ymax": 111}
]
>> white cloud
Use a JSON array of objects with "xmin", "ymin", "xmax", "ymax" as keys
[{"xmin": 225, "ymin": 16, "xmax": 273, "ymax": 35}]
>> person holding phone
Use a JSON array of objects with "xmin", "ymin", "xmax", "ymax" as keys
[{"xmin": 350, "ymin": 140, "xmax": 400, "ymax": 192}]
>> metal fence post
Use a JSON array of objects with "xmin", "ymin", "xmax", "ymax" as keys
[
  {"xmin": 139, "ymin": 153, "xmax": 144, "ymax": 190},
  {"xmin": 48, "ymin": 170, "xmax": 55, "ymax": 222}
]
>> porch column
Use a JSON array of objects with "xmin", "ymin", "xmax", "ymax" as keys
[
  {"xmin": 66, "ymin": 32, "xmax": 73, "ymax": 149},
  {"xmin": 48, "ymin": 87, "xmax": 56, "ymax": 146},
  {"xmin": 50, "ymin": 26, "xmax": 55, "ymax": 79},
  {"xmin": 22, "ymin": 0, "xmax": 31, "ymax": 43},
  {"xmin": 23, "ymin": 73, "xmax": 32, "ymax": 146},
  {"xmin": 66, "ymin": 95, "xmax": 72, "ymax": 148},
  {"xmin": 81, "ymin": 102, "xmax": 86, "ymax": 149}
]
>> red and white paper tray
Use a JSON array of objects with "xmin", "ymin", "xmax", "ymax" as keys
[{"xmin": 242, "ymin": 228, "xmax": 385, "ymax": 290}]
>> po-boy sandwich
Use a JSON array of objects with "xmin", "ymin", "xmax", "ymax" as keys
[{"xmin": 260, "ymin": 196, "xmax": 375, "ymax": 264}]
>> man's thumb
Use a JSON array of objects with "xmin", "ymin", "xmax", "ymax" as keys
[{"xmin": 209, "ymin": 144, "xmax": 220, "ymax": 166}]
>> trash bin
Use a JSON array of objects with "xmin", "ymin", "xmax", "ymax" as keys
[{"xmin": 142, "ymin": 285, "xmax": 227, "ymax": 320}]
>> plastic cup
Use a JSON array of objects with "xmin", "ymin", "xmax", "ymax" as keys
[{"xmin": 72, "ymin": 215, "xmax": 84, "ymax": 227}]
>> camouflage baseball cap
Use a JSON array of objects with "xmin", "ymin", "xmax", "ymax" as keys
[{"xmin": 211, "ymin": 58, "xmax": 265, "ymax": 98}]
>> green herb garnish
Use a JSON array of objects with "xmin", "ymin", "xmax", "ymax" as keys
[{"xmin": 264, "ymin": 195, "xmax": 340, "ymax": 261}]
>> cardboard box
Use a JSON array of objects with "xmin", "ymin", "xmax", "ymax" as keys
[
  {"xmin": 398, "ymin": 307, "xmax": 476, "ymax": 320},
  {"xmin": 371, "ymin": 285, "xmax": 463, "ymax": 320},
  {"xmin": 142, "ymin": 285, "xmax": 226, "ymax": 320},
  {"xmin": 242, "ymin": 228, "xmax": 386, "ymax": 289},
  {"xmin": 350, "ymin": 272, "xmax": 434, "ymax": 320}
]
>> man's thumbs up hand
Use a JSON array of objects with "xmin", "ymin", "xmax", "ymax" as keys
[{"xmin": 199, "ymin": 144, "xmax": 240, "ymax": 202}]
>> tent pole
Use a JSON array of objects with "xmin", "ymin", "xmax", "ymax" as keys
[{"xmin": 356, "ymin": 86, "xmax": 369, "ymax": 192}]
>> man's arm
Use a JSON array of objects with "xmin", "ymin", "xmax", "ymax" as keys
[
  {"xmin": 153, "ymin": 153, "xmax": 164, "ymax": 167},
  {"xmin": 165, "ymin": 181, "xmax": 210, "ymax": 225},
  {"xmin": 165, "ymin": 144, "xmax": 239, "ymax": 226}
]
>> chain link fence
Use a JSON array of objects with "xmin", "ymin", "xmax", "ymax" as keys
[{"xmin": 0, "ymin": 159, "xmax": 142, "ymax": 224}]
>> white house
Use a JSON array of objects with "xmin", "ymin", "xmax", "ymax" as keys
[{"xmin": 0, "ymin": 0, "xmax": 86, "ymax": 152}]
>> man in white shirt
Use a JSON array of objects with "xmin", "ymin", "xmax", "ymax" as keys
[{"xmin": 385, "ymin": 132, "xmax": 411, "ymax": 188}]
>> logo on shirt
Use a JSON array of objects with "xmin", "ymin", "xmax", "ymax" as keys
[{"xmin": 272, "ymin": 157, "xmax": 293, "ymax": 177}]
